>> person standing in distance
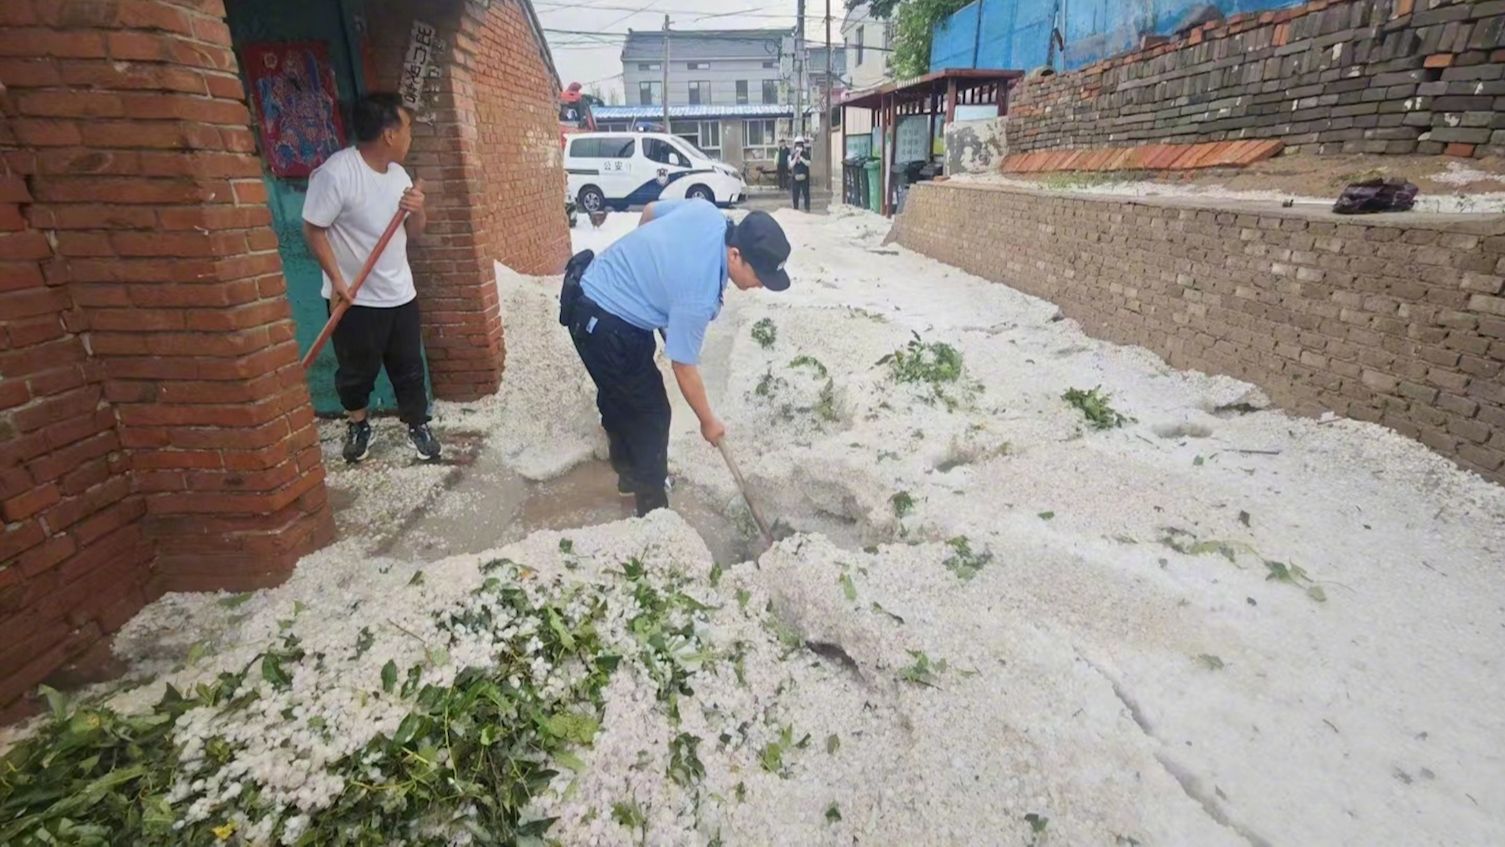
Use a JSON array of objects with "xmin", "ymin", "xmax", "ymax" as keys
[
  {"xmin": 790, "ymin": 138, "xmax": 811, "ymax": 212},
  {"xmin": 776, "ymin": 139, "xmax": 791, "ymax": 191},
  {"xmin": 302, "ymin": 93, "xmax": 441, "ymax": 464},
  {"xmin": 563, "ymin": 200, "xmax": 792, "ymax": 517}
]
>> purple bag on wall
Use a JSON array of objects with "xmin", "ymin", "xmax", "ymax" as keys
[{"xmin": 1332, "ymin": 178, "xmax": 1419, "ymax": 215}]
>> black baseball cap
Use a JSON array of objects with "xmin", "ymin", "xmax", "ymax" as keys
[{"xmin": 732, "ymin": 211, "xmax": 792, "ymax": 292}]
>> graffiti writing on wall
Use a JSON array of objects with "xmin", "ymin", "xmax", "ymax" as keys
[{"xmin": 401, "ymin": 19, "xmax": 438, "ymax": 112}]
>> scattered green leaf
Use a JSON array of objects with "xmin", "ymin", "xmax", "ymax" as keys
[
  {"xmin": 751, "ymin": 318, "xmax": 778, "ymax": 349},
  {"xmin": 898, "ymin": 650, "xmax": 946, "ymax": 688},
  {"xmin": 354, "ymin": 627, "xmax": 375, "ymax": 658},
  {"xmin": 1063, "ymin": 386, "xmax": 1132, "ymax": 429},
  {"xmin": 789, "ymin": 354, "xmax": 828, "ymax": 377},
  {"xmin": 870, "ymin": 601, "xmax": 905, "ymax": 624},
  {"xmin": 1025, "ymin": 812, "xmax": 1050, "ymax": 838},
  {"xmin": 943, "ymin": 536, "xmax": 993, "ymax": 581},
  {"xmin": 890, "ymin": 491, "xmax": 916, "ymax": 518}
]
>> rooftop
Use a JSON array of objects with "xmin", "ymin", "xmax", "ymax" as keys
[
  {"xmin": 621, "ymin": 28, "xmax": 791, "ymax": 62},
  {"xmin": 593, "ymin": 104, "xmax": 795, "ymax": 121},
  {"xmin": 839, "ymin": 67, "xmax": 1025, "ymax": 111}
]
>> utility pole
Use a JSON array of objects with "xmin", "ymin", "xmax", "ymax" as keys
[
  {"xmin": 794, "ymin": 0, "xmax": 806, "ymax": 139},
  {"xmin": 662, "ymin": 15, "xmax": 671, "ymax": 133},
  {"xmin": 823, "ymin": 0, "xmax": 833, "ymax": 192}
]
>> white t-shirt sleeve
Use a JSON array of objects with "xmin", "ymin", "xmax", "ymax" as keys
[{"xmin": 302, "ymin": 160, "xmax": 344, "ymax": 228}]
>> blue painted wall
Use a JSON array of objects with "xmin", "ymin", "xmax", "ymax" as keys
[{"xmin": 932, "ymin": 0, "xmax": 1304, "ymax": 73}]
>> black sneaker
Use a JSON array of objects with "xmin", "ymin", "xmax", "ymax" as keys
[
  {"xmin": 342, "ymin": 420, "xmax": 373, "ymax": 464},
  {"xmin": 408, "ymin": 423, "xmax": 441, "ymax": 461}
]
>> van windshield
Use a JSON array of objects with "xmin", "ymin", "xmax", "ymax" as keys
[{"xmin": 674, "ymin": 139, "xmax": 712, "ymax": 161}]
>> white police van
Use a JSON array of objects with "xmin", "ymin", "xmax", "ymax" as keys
[{"xmin": 565, "ymin": 132, "xmax": 746, "ymax": 212}]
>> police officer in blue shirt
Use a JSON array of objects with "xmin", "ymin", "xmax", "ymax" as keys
[{"xmin": 560, "ymin": 199, "xmax": 792, "ymax": 517}]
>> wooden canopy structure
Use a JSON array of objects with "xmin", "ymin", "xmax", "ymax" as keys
[{"xmin": 838, "ymin": 68, "xmax": 1024, "ymax": 217}]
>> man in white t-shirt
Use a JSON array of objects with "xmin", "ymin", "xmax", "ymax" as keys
[{"xmin": 302, "ymin": 93, "xmax": 439, "ymax": 463}]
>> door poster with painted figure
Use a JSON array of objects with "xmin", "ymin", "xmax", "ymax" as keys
[{"xmin": 242, "ymin": 41, "xmax": 346, "ymax": 178}]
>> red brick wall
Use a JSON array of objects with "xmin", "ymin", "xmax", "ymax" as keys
[
  {"xmin": 0, "ymin": 157, "xmax": 154, "ymax": 720},
  {"xmin": 894, "ymin": 182, "xmax": 1505, "ymax": 482},
  {"xmin": 1007, "ymin": 0, "xmax": 1505, "ymax": 159},
  {"xmin": 368, "ymin": 0, "xmax": 569, "ymax": 401},
  {"xmin": 1, "ymin": 0, "xmax": 334, "ymax": 718},
  {"xmin": 460, "ymin": 1, "xmax": 572, "ymax": 277}
]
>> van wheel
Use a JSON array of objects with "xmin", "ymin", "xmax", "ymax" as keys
[
  {"xmin": 686, "ymin": 184, "xmax": 714, "ymax": 203},
  {"xmin": 578, "ymin": 186, "xmax": 606, "ymax": 213}
]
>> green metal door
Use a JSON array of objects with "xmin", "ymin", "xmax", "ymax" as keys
[{"xmin": 226, "ymin": 0, "xmax": 409, "ymax": 416}]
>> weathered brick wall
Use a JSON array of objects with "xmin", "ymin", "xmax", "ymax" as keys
[
  {"xmin": 368, "ymin": 0, "xmax": 569, "ymax": 401},
  {"xmin": 0, "ymin": 163, "xmax": 154, "ymax": 720},
  {"xmin": 461, "ymin": 0, "xmax": 572, "ymax": 277},
  {"xmin": 1008, "ymin": 0, "xmax": 1505, "ymax": 159},
  {"xmin": 1, "ymin": 0, "xmax": 334, "ymax": 718},
  {"xmin": 894, "ymin": 182, "xmax": 1505, "ymax": 482}
]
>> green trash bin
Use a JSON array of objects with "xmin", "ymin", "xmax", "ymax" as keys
[{"xmin": 864, "ymin": 158, "xmax": 882, "ymax": 212}]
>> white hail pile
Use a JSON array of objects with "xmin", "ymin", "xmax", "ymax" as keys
[
  {"xmin": 950, "ymin": 170, "xmax": 1505, "ymax": 214},
  {"xmin": 8, "ymin": 206, "xmax": 1504, "ymax": 846}
]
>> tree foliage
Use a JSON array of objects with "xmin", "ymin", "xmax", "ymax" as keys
[{"xmin": 846, "ymin": 0, "xmax": 974, "ymax": 80}]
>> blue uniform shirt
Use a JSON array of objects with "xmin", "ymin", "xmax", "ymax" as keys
[{"xmin": 581, "ymin": 199, "xmax": 728, "ymax": 366}]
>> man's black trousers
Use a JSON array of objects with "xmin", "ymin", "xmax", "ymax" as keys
[
  {"xmin": 329, "ymin": 299, "xmax": 430, "ymax": 426},
  {"xmin": 792, "ymin": 177, "xmax": 810, "ymax": 211},
  {"xmin": 568, "ymin": 299, "xmax": 671, "ymax": 517}
]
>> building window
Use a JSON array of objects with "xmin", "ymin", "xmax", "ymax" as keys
[
  {"xmin": 736, "ymin": 80, "xmax": 749, "ymax": 105},
  {"xmin": 743, "ymin": 118, "xmax": 778, "ymax": 161},
  {"xmin": 699, "ymin": 121, "xmax": 721, "ymax": 158},
  {"xmin": 687, "ymin": 61, "xmax": 710, "ymax": 70},
  {"xmin": 638, "ymin": 80, "xmax": 662, "ymax": 106},
  {"xmin": 762, "ymin": 79, "xmax": 779, "ymax": 104},
  {"xmin": 688, "ymin": 80, "xmax": 710, "ymax": 106},
  {"xmin": 672, "ymin": 120, "xmax": 722, "ymax": 159},
  {"xmin": 856, "ymin": 26, "xmax": 865, "ymax": 65},
  {"xmin": 638, "ymin": 62, "xmax": 660, "ymax": 71}
]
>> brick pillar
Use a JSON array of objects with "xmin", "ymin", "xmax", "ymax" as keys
[
  {"xmin": 0, "ymin": 158, "xmax": 154, "ymax": 719},
  {"xmin": 366, "ymin": 0, "xmax": 570, "ymax": 401},
  {"xmin": 1, "ymin": 1, "xmax": 334, "ymax": 617}
]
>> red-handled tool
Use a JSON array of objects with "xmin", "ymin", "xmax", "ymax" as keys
[{"xmin": 300, "ymin": 208, "xmax": 408, "ymax": 370}]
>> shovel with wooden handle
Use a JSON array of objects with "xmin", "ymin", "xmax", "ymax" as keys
[
  {"xmin": 718, "ymin": 440, "xmax": 775, "ymax": 546},
  {"xmin": 300, "ymin": 208, "xmax": 408, "ymax": 370}
]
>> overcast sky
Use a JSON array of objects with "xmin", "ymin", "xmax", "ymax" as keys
[{"xmin": 536, "ymin": 0, "xmax": 841, "ymax": 103}]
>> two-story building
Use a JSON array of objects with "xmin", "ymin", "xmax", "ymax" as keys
[
  {"xmin": 804, "ymin": 44, "xmax": 850, "ymax": 113},
  {"xmin": 608, "ymin": 28, "xmax": 796, "ymax": 177},
  {"xmin": 843, "ymin": 6, "xmax": 894, "ymax": 91},
  {"xmin": 832, "ymin": 6, "xmax": 895, "ymax": 193}
]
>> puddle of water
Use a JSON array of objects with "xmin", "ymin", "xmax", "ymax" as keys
[
  {"xmin": 522, "ymin": 462, "xmax": 761, "ymax": 565},
  {"xmin": 379, "ymin": 446, "xmax": 759, "ymax": 566}
]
